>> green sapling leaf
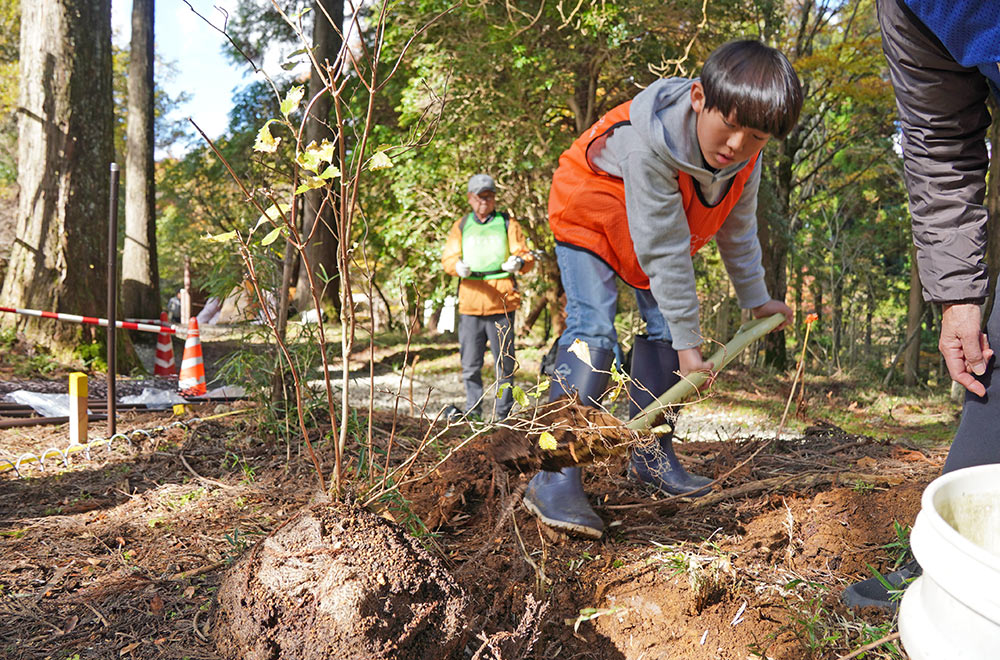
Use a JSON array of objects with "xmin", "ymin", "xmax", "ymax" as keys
[
  {"xmin": 512, "ymin": 385, "xmax": 528, "ymax": 407},
  {"xmin": 261, "ymin": 226, "xmax": 284, "ymax": 246}
]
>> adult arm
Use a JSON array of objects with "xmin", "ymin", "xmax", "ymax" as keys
[
  {"xmin": 878, "ymin": 0, "xmax": 993, "ymax": 394},
  {"xmin": 441, "ymin": 220, "xmax": 464, "ymax": 276},
  {"xmin": 506, "ymin": 218, "xmax": 536, "ymax": 273}
]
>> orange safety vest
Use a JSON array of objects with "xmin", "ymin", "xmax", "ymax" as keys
[{"xmin": 548, "ymin": 100, "xmax": 760, "ymax": 289}]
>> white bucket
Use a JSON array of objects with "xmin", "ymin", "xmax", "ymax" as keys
[{"xmin": 899, "ymin": 464, "xmax": 1000, "ymax": 660}]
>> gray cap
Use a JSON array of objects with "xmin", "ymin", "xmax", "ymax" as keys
[{"xmin": 467, "ymin": 173, "xmax": 495, "ymax": 195}]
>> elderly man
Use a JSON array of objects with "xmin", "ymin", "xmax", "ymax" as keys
[{"xmin": 441, "ymin": 174, "xmax": 534, "ymax": 420}]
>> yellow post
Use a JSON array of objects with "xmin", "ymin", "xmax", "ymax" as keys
[{"xmin": 69, "ymin": 372, "xmax": 88, "ymax": 445}]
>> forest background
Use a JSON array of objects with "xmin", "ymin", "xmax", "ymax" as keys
[{"xmin": 0, "ymin": 0, "xmax": 998, "ymax": 392}]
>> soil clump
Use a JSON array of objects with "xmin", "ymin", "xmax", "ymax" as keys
[{"xmin": 214, "ymin": 499, "xmax": 468, "ymax": 660}]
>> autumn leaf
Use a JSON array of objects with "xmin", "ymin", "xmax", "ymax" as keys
[
  {"xmin": 280, "ymin": 85, "xmax": 304, "ymax": 118},
  {"xmin": 538, "ymin": 431, "xmax": 557, "ymax": 451},
  {"xmin": 253, "ymin": 121, "xmax": 281, "ymax": 153},
  {"xmin": 368, "ymin": 150, "xmax": 393, "ymax": 170}
]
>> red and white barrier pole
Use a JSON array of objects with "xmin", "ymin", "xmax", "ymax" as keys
[{"xmin": 0, "ymin": 306, "xmax": 176, "ymax": 335}]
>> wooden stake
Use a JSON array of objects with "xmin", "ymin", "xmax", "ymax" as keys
[{"xmin": 69, "ymin": 372, "xmax": 88, "ymax": 445}]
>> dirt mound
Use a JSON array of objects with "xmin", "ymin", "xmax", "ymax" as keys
[{"xmin": 213, "ymin": 499, "xmax": 469, "ymax": 660}]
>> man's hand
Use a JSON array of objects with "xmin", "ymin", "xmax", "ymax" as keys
[
  {"xmin": 455, "ymin": 260, "xmax": 472, "ymax": 278},
  {"xmin": 501, "ymin": 255, "xmax": 524, "ymax": 274},
  {"xmin": 751, "ymin": 300, "xmax": 793, "ymax": 331},
  {"xmin": 677, "ymin": 346, "xmax": 714, "ymax": 378},
  {"xmin": 941, "ymin": 302, "xmax": 993, "ymax": 397}
]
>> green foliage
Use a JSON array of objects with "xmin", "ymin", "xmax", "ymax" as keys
[
  {"xmin": 882, "ymin": 520, "xmax": 912, "ymax": 571},
  {"xmin": 74, "ymin": 340, "xmax": 107, "ymax": 371},
  {"xmin": 157, "ymin": 78, "xmax": 288, "ymax": 304},
  {"xmin": 0, "ymin": 2, "xmax": 18, "ymax": 184},
  {"xmin": 751, "ymin": 580, "xmax": 842, "ymax": 659},
  {"xmin": 222, "ymin": 527, "xmax": 252, "ymax": 563}
]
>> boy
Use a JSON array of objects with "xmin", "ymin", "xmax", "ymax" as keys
[
  {"xmin": 524, "ymin": 40, "xmax": 801, "ymax": 538},
  {"xmin": 442, "ymin": 174, "xmax": 535, "ymax": 421}
]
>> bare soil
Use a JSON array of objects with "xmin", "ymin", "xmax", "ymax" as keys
[{"xmin": 0, "ymin": 332, "xmax": 948, "ymax": 659}]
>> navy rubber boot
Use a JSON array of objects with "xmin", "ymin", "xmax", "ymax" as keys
[
  {"xmin": 627, "ymin": 335, "xmax": 713, "ymax": 497},
  {"xmin": 522, "ymin": 343, "xmax": 613, "ymax": 538}
]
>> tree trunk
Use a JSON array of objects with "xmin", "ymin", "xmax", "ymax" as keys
[
  {"xmin": 294, "ymin": 0, "xmax": 344, "ymax": 315},
  {"xmin": 3, "ymin": 0, "xmax": 122, "ymax": 361},
  {"xmin": 122, "ymin": 0, "xmax": 159, "ymax": 320},
  {"xmin": 832, "ymin": 271, "xmax": 843, "ymax": 371},
  {"xmin": 903, "ymin": 244, "xmax": 923, "ymax": 386},
  {"xmin": 758, "ymin": 146, "xmax": 792, "ymax": 369}
]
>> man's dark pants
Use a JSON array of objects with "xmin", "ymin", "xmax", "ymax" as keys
[{"xmin": 458, "ymin": 312, "xmax": 516, "ymax": 419}]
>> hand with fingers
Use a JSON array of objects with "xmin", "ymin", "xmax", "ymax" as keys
[
  {"xmin": 500, "ymin": 255, "xmax": 524, "ymax": 274},
  {"xmin": 677, "ymin": 346, "xmax": 715, "ymax": 381},
  {"xmin": 940, "ymin": 302, "xmax": 994, "ymax": 397}
]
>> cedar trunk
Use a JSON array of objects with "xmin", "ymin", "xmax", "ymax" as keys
[
  {"xmin": 2, "ymin": 0, "xmax": 117, "ymax": 359},
  {"xmin": 122, "ymin": 0, "xmax": 160, "ymax": 320},
  {"xmin": 294, "ymin": 0, "xmax": 345, "ymax": 315}
]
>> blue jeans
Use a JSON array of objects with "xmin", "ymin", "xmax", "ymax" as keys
[{"xmin": 556, "ymin": 244, "xmax": 669, "ymax": 352}]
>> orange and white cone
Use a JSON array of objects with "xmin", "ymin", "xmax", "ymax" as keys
[
  {"xmin": 154, "ymin": 312, "xmax": 176, "ymax": 377},
  {"xmin": 178, "ymin": 317, "xmax": 206, "ymax": 396}
]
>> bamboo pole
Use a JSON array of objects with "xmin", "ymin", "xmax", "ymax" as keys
[{"xmin": 626, "ymin": 313, "xmax": 785, "ymax": 432}]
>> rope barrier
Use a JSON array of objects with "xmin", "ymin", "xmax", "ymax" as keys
[
  {"xmin": 0, "ymin": 407, "xmax": 253, "ymax": 477},
  {"xmin": 0, "ymin": 305, "xmax": 177, "ymax": 335}
]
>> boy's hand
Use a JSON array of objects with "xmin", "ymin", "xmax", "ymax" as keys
[
  {"xmin": 751, "ymin": 300, "xmax": 793, "ymax": 330},
  {"xmin": 677, "ymin": 347, "xmax": 715, "ymax": 378},
  {"xmin": 455, "ymin": 260, "xmax": 472, "ymax": 278}
]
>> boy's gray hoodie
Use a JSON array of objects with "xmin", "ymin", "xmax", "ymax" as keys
[{"xmin": 589, "ymin": 77, "xmax": 771, "ymax": 350}]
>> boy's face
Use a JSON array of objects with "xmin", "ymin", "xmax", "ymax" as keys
[
  {"xmin": 468, "ymin": 191, "xmax": 496, "ymax": 218},
  {"xmin": 690, "ymin": 82, "xmax": 771, "ymax": 169}
]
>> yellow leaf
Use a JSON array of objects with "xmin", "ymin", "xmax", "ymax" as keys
[
  {"xmin": 295, "ymin": 176, "xmax": 327, "ymax": 194},
  {"xmin": 280, "ymin": 85, "xmax": 305, "ymax": 118},
  {"xmin": 203, "ymin": 230, "xmax": 237, "ymax": 243},
  {"xmin": 538, "ymin": 431, "xmax": 557, "ymax": 451},
  {"xmin": 253, "ymin": 121, "xmax": 281, "ymax": 153},
  {"xmin": 253, "ymin": 203, "xmax": 291, "ymax": 231},
  {"xmin": 368, "ymin": 150, "xmax": 393, "ymax": 170}
]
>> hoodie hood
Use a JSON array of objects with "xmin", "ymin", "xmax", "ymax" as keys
[{"xmin": 628, "ymin": 77, "xmax": 753, "ymax": 187}]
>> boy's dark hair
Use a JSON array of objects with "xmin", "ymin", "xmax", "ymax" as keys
[{"xmin": 701, "ymin": 40, "xmax": 803, "ymax": 139}]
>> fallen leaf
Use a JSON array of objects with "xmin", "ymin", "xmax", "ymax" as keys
[
  {"xmin": 150, "ymin": 594, "xmax": 164, "ymax": 616},
  {"xmin": 120, "ymin": 641, "xmax": 140, "ymax": 656},
  {"xmin": 61, "ymin": 615, "xmax": 78, "ymax": 635},
  {"xmin": 182, "ymin": 585, "xmax": 196, "ymax": 599},
  {"xmin": 891, "ymin": 446, "xmax": 933, "ymax": 464},
  {"xmin": 856, "ymin": 456, "xmax": 878, "ymax": 469}
]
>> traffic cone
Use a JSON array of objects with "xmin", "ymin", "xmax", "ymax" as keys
[
  {"xmin": 154, "ymin": 312, "xmax": 176, "ymax": 377},
  {"xmin": 178, "ymin": 317, "xmax": 207, "ymax": 396}
]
